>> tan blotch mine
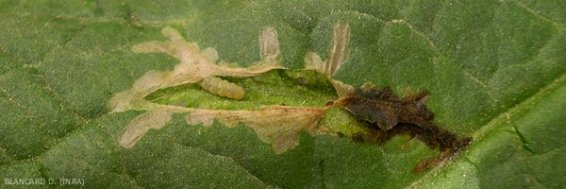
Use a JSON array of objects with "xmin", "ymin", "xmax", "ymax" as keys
[
  {"xmin": 305, "ymin": 23, "xmax": 355, "ymax": 97},
  {"xmin": 118, "ymin": 106, "xmax": 178, "ymax": 148},
  {"xmin": 109, "ymin": 26, "xmax": 282, "ymax": 112},
  {"xmin": 186, "ymin": 106, "xmax": 327, "ymax": 153},
  {"xmin": 109, "ymin": 25, "xmax": 347, "ymax": 153}
]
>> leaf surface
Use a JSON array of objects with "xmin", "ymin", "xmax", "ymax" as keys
[{"xmin": 0, "ymin": 0, "xmax": 564, "ymax": 188}]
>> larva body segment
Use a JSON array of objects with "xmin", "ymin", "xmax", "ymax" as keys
[{"xmin": 199, "ymin": 76, "xmax": 245, "ymax": 100}]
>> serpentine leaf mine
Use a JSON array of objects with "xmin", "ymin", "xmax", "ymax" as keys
[
  {"xmin": 110, "ymin": 26, "xmax": 327, "ymax": 153},
  {"xmin": 110, "ymin": 23, "xmax": 470, "ymax": 171}
]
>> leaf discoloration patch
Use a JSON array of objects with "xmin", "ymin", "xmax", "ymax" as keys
[
  {"xmin": 111, "ymin": 23, "xmax": 470, "ymax": 170},
  {"xmin": 334, "ymin": 85, "xmax": 471, "ymax": 172},
  {"xmin": 305, "ymin": 23, "xmax": 355, "ymax": 97},
  {"xmin": 109, "ymin": 26, "xmax": 282, "ymax": 112},
  {"xmin": 118, "ymin": 107, "xmax": 178, "ymax": 148},
  {"xmin": 186, "ymin": 106, "xmax": 327, "ymax": 153},
  {"xmin": 110, "ymin": 26, "xmax": 328, "ymax": 153}
]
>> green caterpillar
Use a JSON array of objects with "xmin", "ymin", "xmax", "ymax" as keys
[{"xmin": 199, "ymin": 76, "xmax": 245, "ymax": 100}]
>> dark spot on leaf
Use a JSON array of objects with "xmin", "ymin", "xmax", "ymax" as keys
[
  {"xmin": 296, "ymin": 76, "xmax": 307, "ymax": 86},
  {"xmin": 335, "ymin": 85, "xmax": 471, "ymax": 172},
  {"xmin": 351, "ymin": 133, "xmax": 365, "ymax": 143}
]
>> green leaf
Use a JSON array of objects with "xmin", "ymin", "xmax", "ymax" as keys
[{"xmin": 1, "ymin": 0, "xmax": 564, "ymax": 188}]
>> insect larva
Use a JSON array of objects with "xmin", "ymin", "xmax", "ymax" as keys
[{"xmin": 199, "ymin": 76, "xmax": 245, "ymax": 100}]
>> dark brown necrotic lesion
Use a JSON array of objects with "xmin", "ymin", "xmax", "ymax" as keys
[{"xmin": 333, "ymin": 85, "xmax": 471, "ymax": 172}]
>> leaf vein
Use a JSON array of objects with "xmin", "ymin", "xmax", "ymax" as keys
[
  {"xmin": 512, "ymin": 0, "xmax": 566, "ymax": 28},
  {"xmin": 405, "ymin": 69, "xmax": 566, "ymax": 188},
  {"xmin": 176, "ymin": 142, "xmax": 275, "ymax": 187}
]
